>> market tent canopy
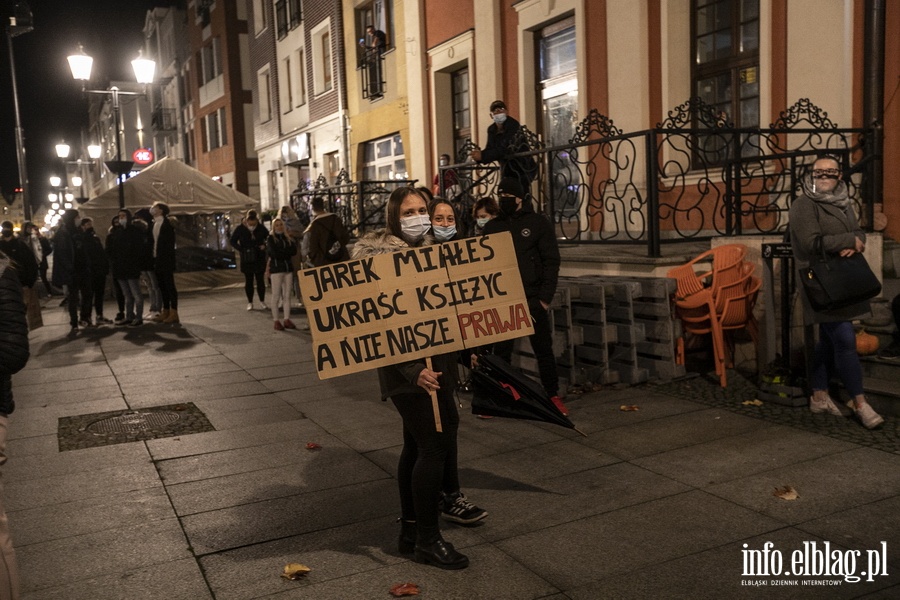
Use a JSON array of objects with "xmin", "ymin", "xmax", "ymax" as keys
[{"xmin": 80, "ymin": 157, "xmax": 257, "ymax": 216}]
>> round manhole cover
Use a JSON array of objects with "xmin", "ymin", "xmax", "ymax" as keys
[{"xmin": 87, "ymin": 411, "xmax": 181, "ymax": 434}]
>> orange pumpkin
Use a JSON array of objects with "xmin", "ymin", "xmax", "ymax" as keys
[{"xmin": 856, "ymin": 329, "xmax": 879, "ymax": 355}]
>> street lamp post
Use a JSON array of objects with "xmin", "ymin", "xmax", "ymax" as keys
[
  {"xmin": 67, "ymin": 44, "xmax": 155, "ymax": 209},
  {"xmin": 5, "ymin": 2, "xmax": 34, "ymax": 220}
]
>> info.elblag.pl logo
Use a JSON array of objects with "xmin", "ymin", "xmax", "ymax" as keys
[{"xmin": 741, "ymin": 541, "xmax": 889, "ymax": 586}]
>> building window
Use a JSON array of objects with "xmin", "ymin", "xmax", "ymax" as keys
[
  {"xmin": 451, "ymin": 68, "xmax": 470, "ymax": 157},
  {"xmin": 362, "ymin": 134, "xmax": 406, "ymax": 181},
  {"xmin": 311, "ymin": 20, "xmax": 333, "ymax": 95},
  {"xmin": 323, "ymin": 151, "xmax": 340, "ymax": 183},
  {"xmin": 322, "ymin": 31, "xmax": 332, "ymax": 91},
  {"xmin": 282, "ymin": 57, "xmax": 293, "ymax": 113},
  {"xmin": 275, "ymin": 0, "xmax": 301, "ymax": 39},
  {"xmin": 252, "ymin": 0, "xmax": 266, "ymax": 35},
  {"xmin": 258, "ymin": 68, "xmax": 272, "ymax": 122},
  {"xmin": 205, "ymin": 108, "xmax": 228, "ymax": 151},
  {"xmin": 692, "ymin": 0, "xmax": 759, "ymax": 129},
  {"xmin": 200, "ymin": 37, "xmax": 222, "ymax": 85},
  {"xmin": 289, "ymin": 0, "xmax": 302, "ymax": 28},
  {"xmin": 539, "ymin": 18, "xmax": 579, "ymax": 217},
  {"xmin": 296, "ymin": 48, "xmax": 307, "ymax": 106},
  {"xmin": 355, "ymin": 0, "xmax": 393, "ymax": 63},
  {"xmin": 275, "ymin": 0, "xmax": 287, "ymax": 39}
]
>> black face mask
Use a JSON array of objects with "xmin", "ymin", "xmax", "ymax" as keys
[
  {"xmin": 1, "ymin": 231, "xmax": 12, "ymax": 238},
  {"xmin": 499, "ymin": 197, "xmax": 518, "ymax": 216}
]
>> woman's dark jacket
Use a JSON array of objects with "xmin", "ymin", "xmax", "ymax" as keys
[
  {"xmin": 789, "ymin": 191, "xmax": 870, "ymax": 325},
  {"xmin": 107, "ymin": 224, "xmax": 145, "ymax": 280},
  {"xmin": 0, "ymin": 236, "xmax": 37, "ymax": 288},
  {"xmin": 154, "ymin": 217, "xmax": 177, "ymax": 273},
  {"xmin": 82, "ymin": 229, "xmax": 109, "ymax": 280},
  {"xmin": 0, "ymin": 255, "xmax": 29, "ymax": 416},
  {"xmin": 231, "ymin": 223, "xmax": 270, "ymax": 274},
  {"xmin": 266, "ymin": 233, "xmax": 297, "ymax": 273}
]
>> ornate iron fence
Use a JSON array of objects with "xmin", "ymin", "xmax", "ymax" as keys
[
  {"xmin": 438, "ymin": 98, "xmax": 872, "ymax": 257},
  {"xmin": 289, "ymin": 170, "xmax": 417, "ymax": 237}
]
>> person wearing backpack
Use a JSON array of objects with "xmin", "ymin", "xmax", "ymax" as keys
[{"xmin": 304, "ymin": 197, "xmax": 350, "ymax": 267}]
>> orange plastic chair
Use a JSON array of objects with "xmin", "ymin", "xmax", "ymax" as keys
[
  {"xmin": 672, "ymin": 254, "xmax": 757, "ymax": 388},
  {"xmin": 673, "ymin": 289, "xmax": 727, "ymax": 385},
  {"xmin": 718, "ymin": 275, "xmax": 761, "ymax": 370},
  {"xmin": 667, "ymin": 243, "xmax": 748, "ymax": 301}
]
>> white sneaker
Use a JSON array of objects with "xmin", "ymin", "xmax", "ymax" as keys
[
  {"xmin": 809, "ymin": 394, "xmax": 845, "ymax": 416},
  {"xmin": 848, "ymin": 400, "xmax": 885, "ymax": 429},
  {"xmin": 259, "ymin": 301, "xmax": 269, "ymax": 310},
  {"xmin": 246, "ymin": 303, "xmax": 253, "ymax": 311}
]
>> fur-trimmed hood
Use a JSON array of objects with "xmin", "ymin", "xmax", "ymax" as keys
[{"xmin": 350, "ymin": 230, "xmax": 435, "ymax": 259}]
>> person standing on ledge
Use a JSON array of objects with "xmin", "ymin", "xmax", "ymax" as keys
[{"xmin": 469, "ymin": 100, "xmax": 537, "ymax": 195}]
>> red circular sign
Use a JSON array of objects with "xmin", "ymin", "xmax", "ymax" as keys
[{"xmin": 133, "ymin": 148, "xmax": 154, "ymax": 165}]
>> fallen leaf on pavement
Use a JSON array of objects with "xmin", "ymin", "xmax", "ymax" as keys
[
  {"xmin": 306, "ymin": 442, "xmax": 322, "ymax": 450},
  {"xmin": 281, "ymin": 563, "xmax": 311, "ymax": 580},
  {"xmin": 773, "ymin": 485, "xmax": 799, "ymax": 500},
  {"xmin": 742, "ymin": 399, "xmax": 763, "ymax": 406},
  {"xmin": 389, "ymin": 582, "xmax": 420, "ymax": 597},
  {"xmin": 619, "ymin": 405, "xmax": 640, "ymax": 411}
]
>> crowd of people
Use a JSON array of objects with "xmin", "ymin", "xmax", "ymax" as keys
[{"xmin": 41, "ymin": 202, "xmax": 181, "ymax": 335}]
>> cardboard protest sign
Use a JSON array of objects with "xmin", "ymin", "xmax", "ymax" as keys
[{"xmin": 300, "ymin": 232, "xmax": 534, "ymax": 379}]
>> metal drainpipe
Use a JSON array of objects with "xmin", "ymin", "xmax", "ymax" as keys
[
  {"xmin": 334, "ymin": 8, "xmax": 350, "ymax": 176},
  {"xmin": 863, "ymin": 0, "xmax": 885, "ymax": 227}
]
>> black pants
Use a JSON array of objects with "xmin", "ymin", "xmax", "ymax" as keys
[
  {"xmin": 892, "ymin": 294, "xmax": 900, "ymax": 344},
  {"xmin": 112, "ymin": 278, "xmax": 125, "ymax": 316},
  {"xmin": 67, "ymin": 279, "xmax": 87, "ymax": 327},
  {"xmin": 39, "ymin": 266, "xmax": 52, "ymax": 296},
  {"xmin": 244, "ymin": 271, "xmax": 266, "ymax": 303},
  {"xmin": 494, "ymin": 297, "xmax": 559, "ymax": 396},
  {"xmin": 80, "ymin": 275, "xmax": 106, "ymax": 320},
  {"xmin": 156, "ymin": 269, "xmax": 178, "ymax": 310},
  {"xmin": 391, "ymin": 389, "xmax": 459, "ymax": 544}
]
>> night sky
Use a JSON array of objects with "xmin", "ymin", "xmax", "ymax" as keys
[{"xmin": 0, "ymin": 0, "xmax": 165, "ymax": 216}]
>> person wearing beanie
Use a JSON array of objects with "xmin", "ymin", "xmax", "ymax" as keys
[{"xmin": 482, "ymin": 177, "xmax": 568, "ymax": 416}]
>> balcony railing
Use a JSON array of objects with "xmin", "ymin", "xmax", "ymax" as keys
[{"xmin": 358, "ymin": 49, "xmax": 385, "ymax": 101}]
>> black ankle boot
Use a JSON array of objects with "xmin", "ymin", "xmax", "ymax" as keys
[
  {"xmin": 414, "ymin": 536, "xmax": 469, "ymax": 570},
  {"xmin": 397, "ymin": 519, "xmax": 416, "ymax": 555}
]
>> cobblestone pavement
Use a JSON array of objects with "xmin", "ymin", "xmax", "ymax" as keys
[{"xmin": 649, "ymin": 370, "xmax": 900, "ymax": 455}]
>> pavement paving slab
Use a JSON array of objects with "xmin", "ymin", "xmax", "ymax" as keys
[{"xmin": 7, "ymin": 288, "xmax": 899, "ymax": 599}]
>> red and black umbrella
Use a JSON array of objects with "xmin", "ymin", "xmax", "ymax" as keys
[{"xmin": 470, "ymin": 354, "xmax": 584, "ymax": 435}]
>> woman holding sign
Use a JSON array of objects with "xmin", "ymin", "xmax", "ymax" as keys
[{"xmin": 352, "ymin": 187, "xmax": 474, "ymax": 570}]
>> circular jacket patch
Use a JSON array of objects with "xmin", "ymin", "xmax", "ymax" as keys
[{"xmin": 521, "ymin": 228, "xmax": 532, "ymax": 237}]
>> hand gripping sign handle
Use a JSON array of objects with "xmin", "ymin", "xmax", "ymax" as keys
[{"xmin": 425, "ymin": 357, "xmax": 443, "ymax": 433}]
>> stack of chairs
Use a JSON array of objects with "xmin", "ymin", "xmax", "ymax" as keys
[{"xmin": 667, "ymin": 244, "xmax": 760, "ymax": 387}]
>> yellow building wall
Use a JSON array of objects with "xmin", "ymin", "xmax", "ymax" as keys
[{"xmin": 343, "ymin": 0, "xmax": 411, "ymax": 181}]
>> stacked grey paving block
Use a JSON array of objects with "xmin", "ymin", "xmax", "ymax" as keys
[
  {"xmin": 513, "ymin": 276, "xmax": 684, "ymax": 390},
  {"xmin": 512, "ymin": 287, "xmax": 575, "ymax": 393}
]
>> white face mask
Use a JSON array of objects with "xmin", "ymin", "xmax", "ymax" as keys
[
  {"xmin": 433, "ymin": 225, "xmax": 456, "ymax": 241},
  {"xmin": 119, "ymin": 218, "xmax": 128, "ymax": 227},
  {"xmin": 493, "ymin": 113, "xmax": 507, "ymax": 125},
  {"xmin": 400, "ymin": 214, "xmax": 431, "ymax": 242},
  {"xmin": 476, "ymin": 217, "xmax": 490, "ymax": 229}
]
